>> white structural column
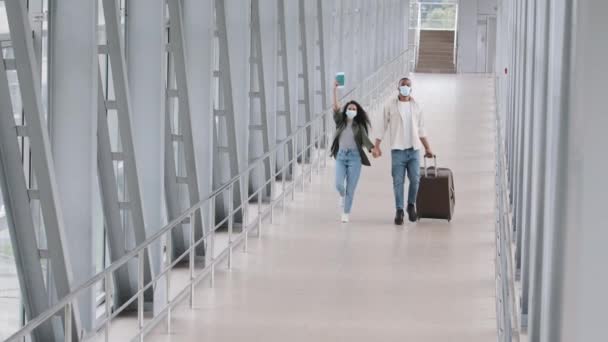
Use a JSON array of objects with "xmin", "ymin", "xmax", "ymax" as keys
[
  {"xmin": 224, "ymin": 0, "xmax": 249, "ymax": 177},
  {"xmin": 513, "ymin": 0, "xmax": 526, "ymax": 276},
  {"xmin": 247, "ymin": 0, "xmax": 272, "ymax": 199},
  {"xmin": 320, "ymin": 0, "xmax": 334, "ymax": 92},
  {"xmin": 163, "ymin": 0, "xmax": 205, "ymax": 256},
  {"xmin": 274, "ymin": 0, "xmax": 294, "ymax": 175},
  {"xmin": 526, "ymin": 0, "xmax": 549, "ymax": 339},
  {"xmin": 49, "ymin": 0, "xmax": 98, "ymax": 332},
  {"xmin": 182, "ymin": 0, "xmax": 214, "ymax": 230},
  {"xmin": 258, "ymin": 0, "xmax": 278, "ymax": 176},
  {"xmin": 550, "ymin": 1, "xmax": 608, "ymax": 341},
  {"xmin": 296, "ymin": 0, "xmax": 312, "ymax": 160},
  {"xmin": 536, "ymin": 0, "xmax": 572, "ymax": 341},
  {"xmin": 285, "ymin": 0, "xmax": 299, "ymax": 139},
  {"xmin": 126, "ymin": 0, "xmax": 166, "ymax": 311},
  {"xmin": 518, "ymin": 0, "xmax": 534, "ymax": 320},
  {"xmin": 212, "ymin": 0, "xmax": 243, "ymax": 221},
  {"xmin": 313, "ymin": 0, "xmax": 328, "ymax": 143}
]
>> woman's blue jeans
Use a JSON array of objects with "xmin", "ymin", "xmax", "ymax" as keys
[{"xmin": 335, "ymin": 149, "xmax": 362, "ymax": 214}]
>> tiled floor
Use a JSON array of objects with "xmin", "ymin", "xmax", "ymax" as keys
[{"xmin": 142, "ymin": 73, "xmax": 498, "ymax": 341}]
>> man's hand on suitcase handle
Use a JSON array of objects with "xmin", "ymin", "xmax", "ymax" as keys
[{"xmin": 420, "ymin": 137, "xmax": 433, "ymax": 159}]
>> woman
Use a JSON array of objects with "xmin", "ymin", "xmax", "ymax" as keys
[{"xmin": 330, "ymin": 81, "xmax": 376, "ymax": 223}]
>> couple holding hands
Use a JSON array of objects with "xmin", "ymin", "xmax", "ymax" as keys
[{"xmin": 330, "ymin": 77, "xmax": 434, "ymax": 224}]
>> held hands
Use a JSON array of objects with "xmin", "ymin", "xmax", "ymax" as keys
[
  {"xmin": 424, "ymin": 149, "xmax": 435, "ymax": 158},
  {"xmin": 372, "ymin": 140, "xmax": 383, "ymax": 159},
  {"xmin": 371, "ymin": 147, "xmax": 382, "ymax": 158}
]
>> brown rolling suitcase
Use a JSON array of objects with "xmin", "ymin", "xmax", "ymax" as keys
[{"xmin": 416, "ymin": 156, "xmax": 455, "ymax": 222}]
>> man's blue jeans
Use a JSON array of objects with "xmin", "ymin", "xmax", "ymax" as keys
[
  {"xmin": 391, "ymin": 148, "xmax": 421, "ymax": 210},
  {"xmin": 335, "ymin": 149, "xmax": 362, "ymax": 214}
]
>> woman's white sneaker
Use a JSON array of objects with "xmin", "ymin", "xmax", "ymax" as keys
[{"xmin": 341, "ymin": 213, "xmax": 349, "ymax": 223}]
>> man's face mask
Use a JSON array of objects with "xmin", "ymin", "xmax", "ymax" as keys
[{"xmin": 399, "ymin": 85, "xmax": 411, "ymax": 97}]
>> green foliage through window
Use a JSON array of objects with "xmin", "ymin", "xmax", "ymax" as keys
[{"xmin": 410, "ymin": 2, "xmax": 457, "ymax": 30}]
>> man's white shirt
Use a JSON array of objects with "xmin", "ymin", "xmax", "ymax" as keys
[
  {"xmin": 374, "ymin": 95, "xmax": 426, "ymax": 151},
  {"xmin": 397, "ymin": 100, "xmax": 413, "ymax": 149}
]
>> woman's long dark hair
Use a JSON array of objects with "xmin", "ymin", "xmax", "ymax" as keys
[{"xmin": 341, "ymin": 100, "xmax": 371, "ymax": 133}]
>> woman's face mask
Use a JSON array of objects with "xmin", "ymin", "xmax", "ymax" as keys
[
  {"xmin": 346, "ymin": 109, "xmax": 357, "ymax": 119},
  {"xmin": 399, "ymin": 85, "xmax": 412, "ymax": 97}
]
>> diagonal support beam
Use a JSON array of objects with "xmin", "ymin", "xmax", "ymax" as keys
[
  {"xmin": 96, "ymin": 79, "xmax": 138, "ymax": 305},
  {"xmin": 97, "ymin": 0, "xmax": 153, "ymax": 305},
  {"xmin": 0, "ymin": 46, "xmax": 56, "ymax": 342},
  {"xmin": 4, "ymin": 0, "xmax": 81, "ymax": 339}
]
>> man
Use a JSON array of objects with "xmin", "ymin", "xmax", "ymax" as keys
[{"xmin": 373, "ymin": 77, "xmax": 433, "ymax": 225}]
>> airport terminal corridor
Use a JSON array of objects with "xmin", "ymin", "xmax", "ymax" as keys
[
  {"xmin": 2, "ymin": 1, "xmax": 606, "ymax": 341},
  {"xmin": 141, "ymin": 74, "xmax": 497, "ymax": 342}
]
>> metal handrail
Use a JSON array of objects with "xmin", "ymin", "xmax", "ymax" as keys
[
  {"xmin": 4, "ymin": 48, "xmax": 412, "ymax": 342},
  {"xmin": 2, "ymin": 113, "xmax": 325, "ymax": 342}
]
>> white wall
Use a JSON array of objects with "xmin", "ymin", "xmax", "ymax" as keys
[
  {"xmin": 477, "ymin": 0, "xmax": 497, "ymax": 15},
  {"xmin": 457, "ymin": 0, "xmax": 497, "ymax": 73}
]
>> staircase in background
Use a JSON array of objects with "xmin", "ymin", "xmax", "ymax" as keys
[{"xmin": 416, "ymin": 30, "xmax": 456, "ymax": 73}]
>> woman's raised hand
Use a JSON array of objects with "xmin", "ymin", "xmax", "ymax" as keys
[{"xmin": 332, "ymin": 80, "xmax": 340, "ymax": 111}]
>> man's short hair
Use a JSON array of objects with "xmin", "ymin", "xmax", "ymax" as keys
[{"xmin": 398, "ymin": 77, "xmax": 410, "ymax": 85}]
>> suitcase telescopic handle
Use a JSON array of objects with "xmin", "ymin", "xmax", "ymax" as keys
[{"xmin": 423, "ymin": 155, "xmax": 438, "ymax": 177}]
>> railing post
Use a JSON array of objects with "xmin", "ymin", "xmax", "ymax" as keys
[
  {"xmin": 64, "ymin": 302, "xmax": 72, "ymax": 342},
  {"xmin": 243, "ymin": 174, "xmax": 249, "ymax": 253},
  {"xmin": 291, "ymin": 134, "xmax": 296, "ymax": 200},
  {"xmin": 309, "ymin": 124, "xmax": 313, "ymax": 183},
  {"xmin": 270, "ymin": 155, "xmax": 275, "ymax": 224},
  {"xmin": 209, "ymin": 198, "xmax": 216, "ymax": 288},
  {"xmin": 165, "ymin": 231, "xmax": 172, "ymax": 333},
  {"xmin": 300, "ymin": 131, "xmax": 305, "ymax": 191},
  {"xmin": 227, "ymin": 183, "xmax": 234, "ymax": 269},
  {"xmin": 257, "ymin": 188, "xmax": 263, "ymax": 238},
  {"xmin": 323, "ymin": 119, "xmax": 328, "ymax": 168},
  {"xmin": 317, "ymin": 120, "xmax": 327, "ymax": 175},
  {"xmin": 189, "ymin": 210, "xmax": 196, "ymax": 308},
  {"xmin": 137, "ymin": 248, "xmax": 144, "ymax": 342},
  {"xmin": 104, "ymin": 273, "xmax": 111, "ymax": 342},
  {"xmin": 282, "ymin": 145, "xmax": 287, "ymax": 210}
]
